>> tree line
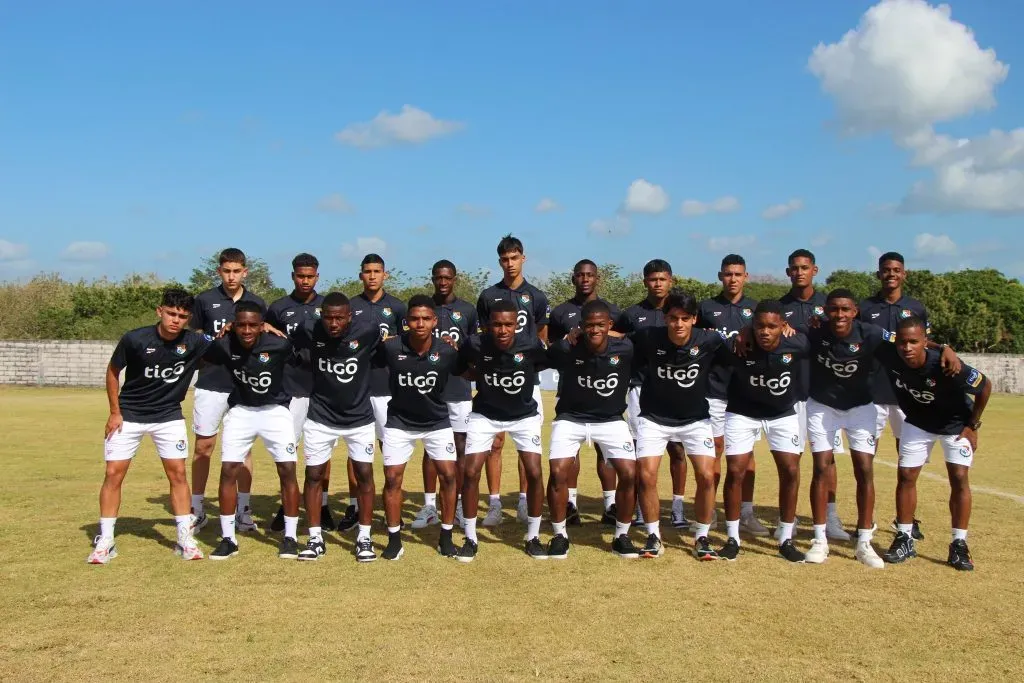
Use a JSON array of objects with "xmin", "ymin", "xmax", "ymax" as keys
[{"xmin": 1, "ymin": 252, "xmax": 1021, "ymax": 353}]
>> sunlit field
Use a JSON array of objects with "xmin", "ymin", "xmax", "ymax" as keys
[{"xmin": 2, "ymin": 387, "xmax": 1022, "ymax": 681}]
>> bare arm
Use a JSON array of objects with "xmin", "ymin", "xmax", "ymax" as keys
[
  {"xmin": 104, "ymin": 362, "xmax": 123, "ymax": 439},
  {"xmin": 960, "ymin": 377, "xmax": 991, "ymax": 452},
  {"xmin": 537, "ymin": 324, "xmax": 549, "ymax": 346}
]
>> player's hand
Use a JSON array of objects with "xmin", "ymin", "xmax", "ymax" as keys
[
  {"xmin": 441, "ymin": 335, "xmax": 458, "ymax": 349},
  {"xmin": 808, "ymin": 316, "xmax": 823, "ymax": 329},
  {"xmin": 959, "ymin": 426, "xmax": 978, "ymax": 453},
  {"xmin": 263, "ymin": 323, "xmax": 286, "ymax": 338},
  {"xmin": 105, "ymin": 413, "xmax": 123, "ymax": 440},
  {"xmin": 216, "ymin": 322, "xmax": 232, "ymax": 338},
  {"xmin": 940, "ymin": 345, "xmax": 962, "ymax": 376},
  {"xmin": 566, "ymin": 327, "xmax": 582, "ymax": 346},
  {"xmin": 733, "ymin": 328, "xmax": 751, "ymax": 357},
  {"xmin": 782, "ymin": 322, "xmax": 796, "ymax": 338}
]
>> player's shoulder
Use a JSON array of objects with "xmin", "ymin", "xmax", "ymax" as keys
[
  {"xmin": 122, "ymin": 324, "xmax": 157, "ymax": 344},
  {"xmin": 183, "ymin": 328, "xmax": 214, "ymax": 347},
  {"xmin": 903, "ymin": 296, "xmax": 927, "ymax": 313},
  {"xmin": 242, "ymin": 289, "xmax": 267, "ymax": 308},
  {"xmin": 263, "ymin": 333, "xmax": 292, "ymax": 351},
  {"xmin": 609, "ymin": 336, "xmax": 634, "ymax": 355}
]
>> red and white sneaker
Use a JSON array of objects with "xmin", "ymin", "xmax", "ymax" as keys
[
  {"xmin": 87, "ymin": 535, "xmax": 118, "ymax": 565},
  {"xmin": 175, "ymin": 536, "xmax": 205, "ymax": 561}
]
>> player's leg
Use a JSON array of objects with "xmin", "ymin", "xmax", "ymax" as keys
[
  {"xmin": 719, "ymin": 413, "xmax": 757, "ymax": 560},
  {"xmin": 258, "ymin": 405, "xmax": 301, "ymax": 559},
  {"xmin": 380, "ymin": 426, "xmax": 415, "ymax": 560},
  {"xmin": 151, "ymin": 420, "xmax": 202, "ymax": 559},
  {"xmin": 708, "ymin": 397, "xmax": 726, "ymax": 528},
  {"xmin": 805, "ymin": 400, "xmax": 837, "ymax": 563},
  {"xmin": 296, "ymin": 420, "xmax": 337, "ymax": 561},
  {"xmin": 566, "ymin": 447, "xmax": 582, "ymax": 526},
  {"xmin": 598, "ymin": 422, "xmax": 640, "ymax": 558},
  {"xmin": 625, "ymin": 387, "xmax": 644, "ymax": 527},
  {"xmin": 485, "ymin": 433, "xmax": 508, "ymax": 525},
  {"xmin": 89, "ymin": 422, "xmax": 145, "ymax": 564},
  {"xmin": 413, "ymin": 452, "xmax": 439, "ymax": 529},
  {"xmin": 546, "ymin": 420, "xmax": 583, "ymax": 558},
  {"xmin": 457, "ymin": 433, "xmax": 491, "ymax": 563},
  {"xmin": 210, "ymin": 406, "xmax": 257, "ymax": 559},
  {"xmin": 739, "ymin": 448, "xmax": 766, "ymax": 536},
  {"xmin": 883, "ymin": 405, "xmax": 922, "ymax": 540},
  {"xmin": 423, "ymin": 428, "xmax": 460, "ymax": 558},
  {"xmin": 340, "ymin": 458, "xmax": 359, "ymax": 532},
  {"xmin": 674, "ymin": 420, "xmax": 717, "ymax": 559},
  {"xmin": 596, "ymin": 444, "xmax": 617, "ymax": 524},
  {"xmin": 189, "ymin": 388, "xmax": 231, "ymax": 531},
  {"xmin": 849, "ymin": 444, "xmax": 882, "ymax": 568},
  {"xmin": 270, "ymin": 396, "xmax": 309, "ymax": 533},
  {"xmin": 945, "ymin": 447, "xmax": 974, "ymax": 570},
  {"xmin": 765, "ymin": 414, "xmax": 804, "ymax": 561},
  {"xmin": 334, "ymin": 423, "xmax": 377, "ymax": 561},
  {"xmin": 450, "ymin": 405, "xmax": 469, "ymax": 527},
  {"xmin": 667, "ymin": 442, "xmax": 688, "ymax": 529},
  {"xmin": 634, "ymin": 417, "xmax": 668, "ymax": 557},
  {"xmin": 510, "ymin": 416, "xmax": 545, "ymax": 558}
]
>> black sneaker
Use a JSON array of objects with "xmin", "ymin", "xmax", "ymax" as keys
[
  {"xmin": 437, "ymin": 529, "xmax": 459, "ymax": 559},
  {"xmin": 566, "ymin": 502, "xmax": 582, "ymax": 526},
  {"xmin": 210, "ymin": 537, "xmax": 238, "ymax": 560},
  {"xmin": 612, "ymin": 534, "xmax": 640, "ymax": 559},
  {"xmin": 337, "ymin": 505, "xmax": 359, "ymax": 532},
  {"xmin": 355, "ymin": 536, "xmax": 376, "ymax": 563},
  {"xmin": 779, "ymin": 539, "xmax": 806, "ymax": 563},
  {"xmin": 718, "ymin": 537, "xmax": 740, "ymax": 561},
  {"xmin": 320, "ymin": 505, "xmax": 337, "ymax": 532},
  {"xmin": 947, "ymin": 539, "xmax": 974, "ymax": 571},
  {"xmin": 270, "ymin": 506, "xmax": 285, "ymax": 532},
  {"xmin": 297, "ymin": 537, "xmax": 326, "ymax": 561},
  {"xmin": 525, "ymin": 537, "xmax": 547, "ymax": 560},
  {"xmin": 640, "ymin": 533, "xmax": 663, "ymax": 558},
  {"xmin": 600, "ymin": 504, "xmax": 617, "ymax": 526},
  {"xmin": 457, "ymin": 539, "xmax": 478, "ymax": 563},
  {"xmin": 381, "ymin": 531, "xmax": 404, "ymax": 561},
  {"xmin": 547, "ymin": 534, "xmax": 570, "ymax": 559},
  {"xmin": 883, "ymin": 532, "xmax": 917, "ymax": 564},
  {"xmin": 694, "ymin": 536, "xmax": 720, "ymax": 561},
  {"xmin": 278, "ymin": 536, "xmax": 299, "ymax": 559},
  {"xmin": 890, "ymin": 517, "xmax": 924, "ymax": 541}
]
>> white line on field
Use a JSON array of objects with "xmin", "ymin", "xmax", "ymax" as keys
[{"xmin": 875, "ymin": 458, "xmax": 1024, "ymax": 504}]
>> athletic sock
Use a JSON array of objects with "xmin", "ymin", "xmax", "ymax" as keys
[
  {"xmin": 441, "ymin": 523, "xmax": 453, "ymax": 531},
  {"xmin": 898, "ymin": 523, "xmax": 914, "ymax": 537},
  {"xmin": 321, "ymin": 492, "xmax": 329, "ymax": 506},
  {"xmin": 309, "ymin": 526, "xmax": 322, "ymax": 540},
  {"xmin": 424, "ymin": 492, "xmax": 437, "ymax": 508},
  {"xmin": 645, "ymin": 521, "xmax": 660, "ymax": 538},
  {"xmin": 490, "ymin": 493, "xmax": 501, "ymax": 505},
  {"xmin": 99, "ymin": 517, "xmax": 116, "ymax": 540},
  {"xmin": 357, "ymin": 524, "xmax": 371, "ymax": 541},
  {"xmin": 173, "ymin": 515, "xmax": 190, "ymax": 541},
  {"xmin": 827, "ymin": 501, "xmax": 838, "ymax": 517},
  {"xmin": 726, "ymin": 519, "xmax": 741, "ymax": 544},
  {"xmin": 349, "ymin": 497, "xmax": 358, "ymax": 510},
  {"xmin": 813, "ymin": 524, "xmax": 827, "ymax": 542},
  {"xmin": 568, "ymin": 488, "xmax": 578, "ymax": 506},
  {"xmin": 191, "ymin": 495, "xmax": 204, "ymax": 517},
  {"xmin": 672, "ymin": 494, "xmax": 685, "ymax": 504},
  {"xmin": 237, "ymin": 492, "xmax": 250, "ymax": 512},
  {"xmin": 741, "ymin": 501, "xmax": 754, "ymax": 517},
  {"xmin": 857, "ymin": 527, "xmax": 874, "ymax": 543},
  {"xmin": 602, "ymin": 490, "xmax": 615, "ymax": 511},
  {"xmin": 386, "ymin": 525, "xmax": 401, "ymax": 535},
  {"xmin": 527, "ymin": 515, "xmax": 542, "ymax": 540},
  {"xmin": 464, "ymin": 518, "xmax": 478, "ymax": 543},
  {"xmin": 518, "ymin": 492, "xmax": 527, "ymax": 504},
  {"xmin": 552, "ymin": 520, "xmax": 567, "ymax": 538},
  {"xmin": 220, "ymin": 515, "xmax": 236, "ymax": 543},
  {"xmin": 693, "ymin": 522, "xmax": 711, "ymax": 540},
  {"xmin": 615, "ymin": 521, "xmax": 630, "ymax": 538},
  {"xmin": 283, "ymin": 516, "xmax": 299, "ymax": 540},
  {"xmin": 778, "ymin": 521, "xmax": 795, "ymax": 543},
  {"xmin": 952, "ymin": 528, "xmax": 968, "ymax": 542}
]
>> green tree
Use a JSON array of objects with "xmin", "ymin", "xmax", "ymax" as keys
[
  {"xmin": 824, "ymin": 270, "xmax": 877, "ymax": 300},
  {"xmin": 189, "ymin": 252, "xmax": 285, "ymax": 302}
]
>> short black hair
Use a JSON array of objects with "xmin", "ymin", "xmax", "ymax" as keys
[
  {"xmin": 721, "ymin": 254, "xmax": 746, "ymax": 270},
  {"xmin": 878, "ymin": 251, "xmax": 905, "ymax": 267},
  {"xmin": 234, "ymin": 300, "xmax": 263, "ymax": 318},
  {"xmin": 361, "ymin": 253, "xmax": 386, "ymax": 269},
  {"xmin": 490, "ymin": 300, "xmax": 518, "ymax": 318},
  {"xmin": 643, "ymin": 259, "xmax": 672, "ymax": 277},
  {"xmin": 754, "ymin": 300, "xmax": 783, "ymax": 317},
  {"xmin": 292, "ymin": 253, "xmax": 319, "ymax": 271},
  {"xmin": 497, "ymin": 234, "xmax": 524, "ymax": 256},
  {"xmin": 432, "ymin": 259, "xmax": 457, "ymax": 276},
  {"xmin": 161, "ymin": 288, "xmax": 194, "ymax": 311},
  {"xmin": 898, "ymin": 315, "xmax": 927, "ymax": 333},
  {"xmin": 663, "ymin": 289, "xmax": 698, "ymax": 317},
  {"xmin": 826, "ymin": 288, "xmax": 857, "ymax": 304},
  {"xmin": 322, "ymin": 292, "xmax": 350, "ymax": 309},
  {"xmin": 581, "ymin": 299, "xmax": 612, "ymax": 320},
  {"xmin": 573, "ymin": 259, "xmax": 597, "ymax": 273},
  {"xmin": 788, "ymin": 249, "xmax": 815, "ymax": 265},
  {"xmin": 219, "ymin": 248, "xmax": 246, "ymax": 266},
  {"xmin": 407, "ymin": 294, "xmax": 436, "ymax": 313}
]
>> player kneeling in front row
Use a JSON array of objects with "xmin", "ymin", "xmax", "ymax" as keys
[
  {"xmin": 878, "ymin": 317, "xmax": 989, "ymax": 571},
  {"xmin": 456, "ymin": 301, "xmax": 547, "ymax": 561},
  {"xmin": 90, "ymin": 288, "xmax": 212, "ymax": 564},
  {"xmin": 206, "ymin": 302, "xmax": 302, "ymax": 560},
  {"xmin": 546, "ymin": 300, "xmax": 638, "ymax": 559}
]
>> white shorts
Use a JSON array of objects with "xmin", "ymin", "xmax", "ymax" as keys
[
  {"xmin": 382, "ymin": 426, "xmax": 457, "ymax": 467},
  {"xmin": 104, "ymin": 419, "xmax": 188, "ymax": 462},
  {"xmin": 302, "ymin": 419, "xmax": 376, "ymax": 467},
  {"xmin": 626, "ymin": 386, "xmax": 642, "ymax": 438},
  {"xmin": 532, "ymin": 385, "xmax": 544, "ymax": 421},
  {"xmin": 875, "ymin": 404, "xmax": 906, "ymax": 441},
  {"xmin": 549, "ymin": 419, "xmax": 635, "ymax": 461},
  {"xmin": 465, "ymin": 412, "xmax": 543, "ymax": 455},
  {"xmin": 707, "ymin": 398, "xmax": 727, "ymax": 438},
  {"xmin": 724, "ymin": 412, "xmax": 802, "ymax": 456},
  {"xmin": 289, "ymin": 396, "xmax": 310, "ymax": 442},
  {"xmin": 635, "ymin": 417, "xmax": 716, "ymax": 458},
  {"xmin": 221, "ymin": 404, "xmax": 297, "ymax": 464},
  {"xmin": 806, "ymin": 399, "xmax": 877, "ymax": 454},
  {"xmin": 447, "ymin": 401, "xmax": 472, "ymax": 433},
  {"xmin": 192, "ymin": 388, "xmax": 230, "ymax": 437},
  {"xmin": 898, "ymin": 422, "xmax": 974, "ymax": 469},
  {"xmin": 796, "ymin": 401, "xmax": 846, "ymax": 455},
  {"xmin": 370, "ymin": 395, "xmax": 391, "ymax": 440}
]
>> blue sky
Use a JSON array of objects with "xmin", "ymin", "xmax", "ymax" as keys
[{"xmin": 2, "ymin": 0, "xmax": 1023, "ymax": 288}]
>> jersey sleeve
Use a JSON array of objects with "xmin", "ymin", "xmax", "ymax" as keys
[
  {"xmin": 545, "ymin": 339, "xmax": 571, "ymax": 370},
  {"xmin": 109, "ymin": 335, "xmax": 131, "ymax": 371},
  {"xmin": 613, "ymin": 309, "xmax": 634, "ymax": 335},
  {"xmin": 468, "ymin": 306, "xmax": 481, "ymax": 335},
  {"xmin": 918, "ymin": 302, "xmax": 931, "ymax": 336},
  {"xmin": 534, "ymin": 290, "xmax": 550, "ymax": 326},
  {"xmin": 864, "ymin": 322, "xmax": 897, "ymax": 351},
  {"xmin": 372, "ymin": 338, "xmax": 392, "ymax": 369},
  {"xmin": 189, "ymin": 297, "xmax": 207, "ymax": 332},
  {"xmin": 264, "ymin": 301, "xmax": 282, "ymax": 330},
  {"xmin": 954, "ymin": 364, "xmax": 987, "ymax": 396},
  {"xmin": 475, "ymin": 294, "xmax": 490, "ymax": 331},
  {"xmin": 789, "ymin": 332, "xmax": 810, "ymax": 356},
  {"xmin": 202, "ymin": 339, "xmax": 227, "ymax": 365}
]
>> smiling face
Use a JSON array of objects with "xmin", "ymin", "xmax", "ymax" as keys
[
  {"xmin": 826, "ymin": 297, "xmax": 858, "ymax": 337},
  {"xmin": 581, "ymin": 309, "xmax": 612, "ymax": 353},
  {"xmin": 234, "ymin": 310, "xmax": 263, "ymax": 349},
  {"xmin": 877, "ymin": 259, "xmax": 906, "ymax": 293},
  {"xmin": 405, "ymin": 305, "xmax": 437, "ymax": 343}
]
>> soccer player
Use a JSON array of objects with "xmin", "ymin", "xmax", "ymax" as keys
[
  {"xmin": 375, "ymin": 295, "xmax": 464, "ymax": 561},
  {"xmin": 780, "ymin": 248, "xmax": 850, "ymax": 541},
  {"xmin": 476, "ymin": 234, "xmax": 549, "ymax": 524},
  {"xmin": 266, "ymin": 253, "xmax": 331, "ymax": 533},
  {"xmin": 456, "ymin": 301, "xmax": 547, "ymax": 562},
  {"xmin": 859, "ymin": 251, "xmax": 929, "ymax": 539},
  {"xmin": 545, "ymin": 300, "xmax": 637, "ymax": 559},
  {"xmin": 341, "ymin": 254, "xmax": 408, "ymax": 532},
  {"xmin": 632, "ymin": 290, "xmax": 725, "ymax": 560},
  {"xmin": 412, "ymin": 260, "xmax": 479, "ymax": 531},
  {"xmin": 204, "ymin": 301, "xmax": 301, "ymax": 560},
  {"xmin": 290, "ymin": 293, "xmax": 383, "ymax": 561},
  {"xmin": 720, "ymin": 300, "xmax": 808, "ymax": 562},
  {"xmin": 548, "ymin": 259, "xmax": 620, "ymax": 525},
  {"xmin": 88, "ymin": 288, "xmax": 212, "ymax": 564},
  {"xmin": 699, "ymin": 254, "xmax": 764, "ymax": 536},
  {"xmin": 188, "ymin": 248, "xmax": 266, "ymax": 533},
  {"xmin": 879, "ymin": 317, "xmax": 988, "ymax": 571}
]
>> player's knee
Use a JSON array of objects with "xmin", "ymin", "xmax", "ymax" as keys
[
  {"xmin": 949, "ymin": 467, "xmax": 970, "ymax": 489},
  {"xmin": 694, "ymin": 466, "xmax": 715, "ymax": 489},
  {"xmin": 304, "ymin": 465, "xmax": 325, "ymax": 486},
  {"xmin": 193, "ymin": 438, "xmax": 215, "ymax": 459}
]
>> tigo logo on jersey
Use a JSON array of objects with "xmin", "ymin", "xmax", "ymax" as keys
[
  {"xmin": 349, "ymin": 340, "xmax": 360, "ymax": 350},
  {"xmin": 382, "ymin": 307, "xmax": 393, "ymax": 318},
  {"xmin": 452, "ymin": 311, "xmax": 462, "ymax": 322},
  {"xmin": 781, "ymin": 354, "xmax": 792, "ymax": 364},
  {"xmin": 176, "ymin": 439, "xmax": 187, "ymax": 451},
  {"xmin": 689, "ymin": 346, "xmax": 700, "ymax": 356},
  {"xmin": 513, "ymin": 352, "xmax": 524, "ymax": 364},
  {"xmin": 258, "ymin": 352, "xmax": 270, "ymax": 363},
  {"xmin": 609, "ymin": 356, "xmax": 620, "ymax": 366},
  {"xmin": 741, "ymin": 308, "xmax": 752, "ymax": 318},
  {"xmin": 428, "ymin": 352, "xmax": 440, "ymax": 363},
  {"xmin": 520, "ymin": 294, "xmax": 531, "ymax": 304},
  {"xmin": 813, "ymin": 306, "xmax": 824, "ymax": 316}
]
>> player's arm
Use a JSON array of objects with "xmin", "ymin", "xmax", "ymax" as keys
[
  {"xmin": 959, "ymin": 366, "xmax": 991, "ymax": 452},
  {"xmin": 475, "ymin": 294, "xmax": 489, "ymax": 333},
  {"xmin": 104, "ymin": 339, "xmax": 129, "ymax": 439},
  {"xmin": 534, "ymin": 291, "xmax": 550, "ymax": 345}
]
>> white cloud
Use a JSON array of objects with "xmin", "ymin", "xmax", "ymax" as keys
[
  {"xmin": 623, "ymin": 179, "xmax": 669, "ymax": 214},
  {"xmin": 810, "ymin": 232, "xmax": 833, "ymax": 247},
  {"xmin": 61, "ymin": 241, "xmax": 109, "ymax": 262},
  {"xmin": 340, "ymin": 237, "xmax": 387, "ymax": 260},
  {"xmin": 588, "ymin": 215, "xmax": 632, "ymax": 238},
  {"xmin": 867, "ymin": 245, "xmax": 883, "ymax": 261},
  {"xmin": 334, "ymin": 105, "xmax": 464, "ymax": 148},
  {"xmin": 456, "ymin": 203, "xmax": 491, "ymax": 217},
  {"xmin": 914, "ymin": 232, "xmax": 958, "ymax": 257},
  {"xmin": 0, "ymin": 240, "xmax": 28, "ymax": 261},
  {"xmin": 680, "ymin": 195, "xmax": 741, "ymax": 217},
  {"xmin": 534, "ymin": 198, "xmax": 561, "ymax": 213},
  {"xmin": 317, "ymin": 193, "xmax": 355, "ymax": 213},
  {"xmin": 761, "ymin": 198, "xmax": 804, "ymax": 220},
  {"xmin": 704, "ymin": 234, "xmax": 757, "ymax": 252}
]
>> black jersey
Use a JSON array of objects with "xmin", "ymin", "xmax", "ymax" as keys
[
  {"xmin": 612, "ymin": 299, "xmax": 663, "ymax": 387},
  {"xmin": 204, "ymin": 333, "xmax": 292, "ymax": 408},
  {"xmin": 698, "ymin": 293, "xmax": 759, "ymax": 400},
  {"xmin": 292, "ymin": 320, "xmax": 380, "ymax": 429},
  {"xmin": 476, "ymin": 279, "xmax": 549, "ymax": 340},
  {"xmin": 546, "ymin": 337, "xmax": 633, "ymax": 423},
  {"xmin": 779, "ymin": 290, "xmax": 828, "ymax": 402},
  {"xmin": 808, "ymin": 321, "xmax": 894, "ymax": 410},
  {"xmin": 725, "ymin": 334, "xmax": 809, "ymax": 419},
  {"xmin": 859, "ymin": 293, "xmax": 929, "ymax": 405},
  {"xmin": 549, "ymin": 296, "xmax": 620, "ymax": 393},
  {"xmin": 634, "ymin": 327, "xmax": 728, "ymax": 427},
  {"xmin": 110, "ymin": 326, "xmax": 215, "ymax": 423},
  {"xmin": 266, "ymin": 292, "xmax": 325, "ymax": 400},
  {"xmin": 375, "ymin": 334, "xmax": 466, "ymax": 431},
  {"xmin": 460, "ymin": 334, "xmax": 546, "ymax": 421},
  {"xmin": 350, "ymin": 291, "xmax": 407, "ymax": 398},
  {"xmin": 433, "ymin": 297, "xmax": 479, "ymax": 402},
  {"xmin": 190, "ymin": 286, "xmax": 267, "ymax": 393}
]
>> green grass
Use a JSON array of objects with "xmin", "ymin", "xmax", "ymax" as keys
[{"xmin": 2, "ymin": 387, "xmax": 1023, "ymax": 681}]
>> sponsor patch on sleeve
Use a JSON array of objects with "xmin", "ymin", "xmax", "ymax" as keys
[
  {"xmin": 882, "ymin": 329, "xmax": 895, "ymax": 342},
  {"xmin": 966, "ymin": 368, "xmax": 984, "ymax": 388}
]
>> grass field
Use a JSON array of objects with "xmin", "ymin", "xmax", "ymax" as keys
[{"xmin": 2, "ymin": 387, "xmax": 1023, "ymax": 681}]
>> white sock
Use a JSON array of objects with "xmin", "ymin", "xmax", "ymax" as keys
[
  {"xmin": 321, "ymin": 492, "xmax": 329, "ymax": 506},
  {"xmin": 602, "ymin": 490, "xmax": 615, "ymax": 511},
  {"xmin": 387, "ymin": 525, "xmax": 401, "ymax": 535},
  {"xmin": 527, "ymin": 515, "xmax": 542, "ymax": 540},
  {"xmin": 309, "ymin": 526, "xmax": 322, "ymax": 540},
  {"xmin": 174, "ymin": 515, "xmax": 191, "ymax": 541},
  {"xmin": 615, "ymin": 521, "xmax": 630, "ymax": 538},
  {"xmin": 552, "ymin": 520, "xmax": 567, "ymax": 538},
  {"xmin": 857, "ymin": 527, "xmax": 874, "ymax": 543},
  {"xmin": 645, "ymin": 521, "xmax": 660, "ymax": 538},
  {"xmin": 741, "ymin": 501, "xmax": 754, "ymax": 516},
  {"xmin": 952, "ymin": 528, "xmax": 968, "ymax": 542},
  {"xmin": 99, "ymin": 517, "xmax": 116, "ymax": 539},
  {"xmin": 898, "ymin": 523, "xmax": 914, "ymax": 537},
  {"xmin": 191, "ymin": 495, "xmax": 204, "ymax": 516},
  {"xmin": 813, "ymin": 524, "xmax": 827, "ymax": 542},
  {"xmin": 568, "ymin": 488, "xmax": 578, "ymax": 506},
  {"xmin": 441, "ymin": 523, "xmax": 454, "ymax": 531},
  {"xmin": 220, "ymin": 515, "xmax": 236, "ymax": 543},
  {"xmin": 518, "ymin": 492, "xmax": 527, "ymax": 503},
  {"xmin": 726, "ymin": 519, "xmax": 741, "ymax": 544},
  {"xmin": 464, "ymin": 518, "xmax": 478, "ymax": 543},
  {"xmin": 693, "ymin": 522, "xmax": 711, "ymax": 540},
  {"xmin": 357, "ymin": 524, "xmax": 372, "ymax": 541},
  {"xmin": 284, "ymin": 516, "xmax": 298, "ymax": 540},
  {"xmin": 349, "ymin": 497, "xmax": 358, "ymax": 510},
  {"xmin": 827, "ymin": 501, "xmax": 838, "ymax": 517},
  {"xmin": 672, "ymin": 494, "xmax": 684, "ymax": 504},
  {"xmin": 424, "ymin": 492, "xmax": 437, "ymax": 508},
  {"xmin": 237, "ymin": 492, "xmax": 250, "ymax": 511},
  {"xmin": 778, "ymin": 521, "xmax": 795, "ymax": 543},
  {"xmin": 490, "ymin": 493, "xmax": 501, "ymax": 505}
]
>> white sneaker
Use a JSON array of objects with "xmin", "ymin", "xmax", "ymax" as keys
[
  {"xmin": 175, "ymin": 535, "xmax": 205, "ymax": 561},
  {"xmin": 740, "ymin": 512, "xmax": 770, "ymax": 537},
  {"xmin": 516, "ymin": 497, "xmax": 527, "ymax": 523},
  {"xmin": 483, "ymin": 499, "xmax": 504, "ymax": 527},
  {"xmin": 190, "ymin": 511, "xmax": 208, "ymax": 532},
  {"xmin": 87, "ymin": 535, "xmax": 117, "ymax": 565},
  {"xmin": 826, "ymin": 513, "xmax": 851, "ymax": 541},
  {"xmin": 411, "ymin": 504, "xmax": 439, "ymax": 529},
  {"xmin": 235, "ymin": 506, "xmax": 258, "ymax": 533},
  {"xmin": 856, "ymin": 541, "xmax": 885, "ymax": 569},
  {"xmin": 805, "ymin": 538, "xmax": 829, "ymax": 564}
]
